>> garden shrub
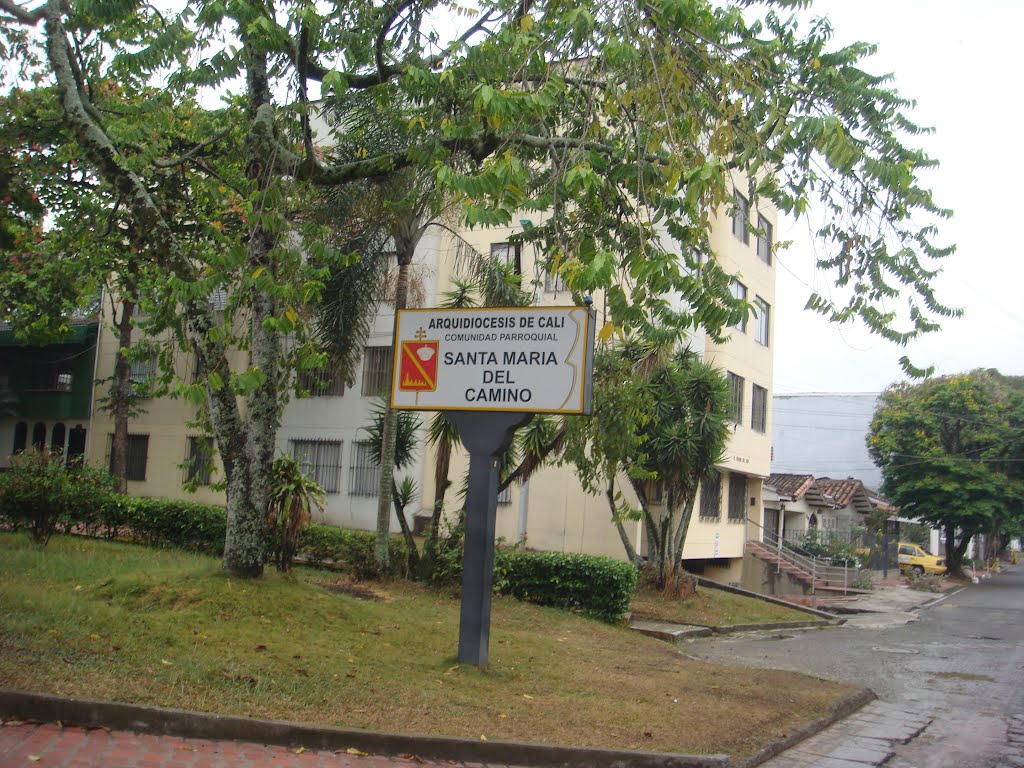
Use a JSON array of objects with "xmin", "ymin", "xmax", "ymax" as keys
[
  {"xmin": 907, "ymin": 571, "xmax": 945, "ymax": 593},
  {"xmin": 0, "ymin": 451, "xmax": 118, "ymax": 545},
  {"xmin": 100, "ymin": 496, "xmax": 228, "ymax": 554},
  {"xmin": 298, "ymin": 524, "xmax": 409, "ymax": 578},
  {"xmin": 498, "ymin": 551, "xmax": 637, "ymax": 623}
]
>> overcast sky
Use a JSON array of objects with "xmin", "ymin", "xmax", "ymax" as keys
[{"xmin": 773, "ymin": 1, "xmax": 1024, "ymax": 394}]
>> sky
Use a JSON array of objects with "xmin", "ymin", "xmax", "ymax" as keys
[{"xmin": 772, "ymin": 1, "xmax": 1024, "ymax": 394}]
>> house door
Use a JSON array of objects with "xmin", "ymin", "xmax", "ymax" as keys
[
  {"xmin": 66, "ymin": 426, "xmax": 86, "ymax": 466},
  {"xmin": 764, "ymin": 508, "xmax": 780, "ymax": 545}
]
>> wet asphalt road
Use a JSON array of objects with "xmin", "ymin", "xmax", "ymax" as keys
[{"xmin": 686, "ymin": 566, "xmax": 1024, "ymax": 767}]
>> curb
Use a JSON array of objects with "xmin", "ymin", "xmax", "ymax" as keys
[
  {"xmin": 709, "ymin": 619, "xmax": 836, "ymax": 634},
  {"xmin": 693, "ymin": 576, "xmax": 838, "ymax": 621},
  {"xmin": 0, "ymin": 688, "xmax": 728, "ymax": 768},
  {"xmin": 732, "ymin": 687, "xmax": 876, "ymax": 768},
  {"xmin": 916, "ymin": 586, "xmax": 965, "ymax": 611}
]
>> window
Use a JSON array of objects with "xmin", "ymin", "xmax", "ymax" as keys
[
  {"xmin": 732, "ymin": 192, "xmax": 749, "ymax": 244},
  {"xmin": 756, "ymin": 214, "xmax": 772, "ymax": 264},
  {"xmin": 297, "ymin": 364, "xmax": 346, "ymax": 397},
  {"xmin": 699, "ymin": 475, "xmax": 721, "ymax": 520},
  {"xmin": 727, "ymin": 474, "xmax": 747, "ymax": 521},
  {"xmin": 544, "ymin": 268, "xmax": 567, "ymax": 293},
  {"xmin": 129, "ymin": 356, "xmax": 157, "ymax": 397},
  {"xmin": 752, "ymin": 384, "xmax": 768, "ymax": 434},
  {"xmin": 349, "ymin": 440, "xmax": 379, "ymax": 496},
  {"xmin": 186, "ymin": 436, "xmax": 214, "ymax": 486},
  {"xmin": 51, "ymin": 423, "xmax": 66, "ymax": 453},
  {"xmin": 32, "ymin": 422, "xmax": 45, "ymax": 449},
  {"xmin": 490, "ymin": 242, "xmax": 522, "ymax": 274},
  {"xmin": 361, "ymin": 346, "xmax": 393, "ymax": 396},
  {"xmin": 497, "ymin": 484, "xmax": 512, "ymax": 505},
  {"xmin": 731, "ymin": 280, "xmax": 747, "ymax": 333},
  {"xmin": 290, "ymin": 439, "xmax": 342, "ymax": 494},
  {"xmin": 31, "ymin": 364, "xmax": 73, "ymax": 392},
  {"xmin": 12, "ymin": 422, "xmax": 27, "ymax": 453},
  {"xmin": 108, "ymin": 434, "xmax": 149, "ymax": 481},
  {"xmin": 727, "ymin": 372, "xmax": 744, "ymax": 424},
  {"xmin": 753, "ymin": 297, "xmax": 770, "ymax": 346}
]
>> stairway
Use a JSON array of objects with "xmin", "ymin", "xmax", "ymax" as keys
[{"xmin": 746, "ymin": 540, "xmax": 855, "ymax": 592}]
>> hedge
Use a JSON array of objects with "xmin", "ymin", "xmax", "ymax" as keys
[
  {"xmin": 297, "ymin": 524, "xmax": 409, "ymax": 579},
  {"xmin": 497, "ymin": 551, "xmax": 637, "ymax": 623},
  {"xmin": 99, "ymin": 495, "xmax": 228, "ymax": 554}
]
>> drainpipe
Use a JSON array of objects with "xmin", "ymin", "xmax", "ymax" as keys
[{"xmin": 516, "ymin": 478, "xmax": 529, "ymax": 545}]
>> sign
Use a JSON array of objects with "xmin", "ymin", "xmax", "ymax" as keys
[{"xmin": 390, "ymin": 306, "xmax": 595, "ymax": 414}]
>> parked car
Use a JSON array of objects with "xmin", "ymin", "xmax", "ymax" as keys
[{"xmin": 897, "ymin": 542, "xmax": 946, "ymax": 576}]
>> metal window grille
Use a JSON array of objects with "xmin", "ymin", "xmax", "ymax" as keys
[
  {"xmin": 109, "ymin": 434, "xmax": 149, "ymax": 481},
  {"xmin": 30, "ymin": 364, "xmax": 73, "ymax": 391},
  {"xmin": 186, "ymin": 436, "xmax": 214, "ymax": 486},
  {"xmin": 756, "ymin": 214, "xmax": 772, "ymax": 264},
  {"xmin": 129, "ymin": 356, "xmax": 157, "ymax": 397},
  {"xmin": 732, "ymin": 280, "xmax": 747, "ymax": 333},
  {"xmin": 290, "ymin": 439, "xmax": 342, "ymax": 494},
  {"xmin": 754, "ymin": 297, "xmax": 770, "ymax": 347},
  {"xmin": 544, "ymin": 268, "xmax": 566, "ymax": 293},
  {"xmin": 727, "ymin": 372, "xmax": 744, "ymax": 424},
  {"xmin": 349, "ymin": 440, "xmax": 379, "ymax": 497},
  {"xmin": 700, "ymin": 475, "xmax": 721, "ymax": 519},
  {"xmin": 732, "ymin": 192, "xmax": 749, "ymax": 244},
  {"xmin": 361, "ymin": 347, "xmax": 393, "ymax": 396},
  {"xmin": 727, "ymin": 473, "xmax": 747, "ymax": 521},
  {"xmin": 752, "ymin": 384, "xmax": 768, "ymax": 434},
  {"xmin": 297, "ymin": 365, "xmax": 346, "ymax": 397},
  {"xmin": 490, "ymin": 242, "xmax": 522, "ymax": 273},
  {"xmin": 497, "ymin": 484, "xmax": 512, "ymax": 505}
]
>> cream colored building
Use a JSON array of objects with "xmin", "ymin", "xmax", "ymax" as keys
[{"xmin": 84, "ymin": 186, "xmax": 775, "ymax": 583}]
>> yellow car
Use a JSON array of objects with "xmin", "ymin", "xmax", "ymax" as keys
[{"xmin": 897, "ymin": 542, "xmax": 947, "ymax": 576}]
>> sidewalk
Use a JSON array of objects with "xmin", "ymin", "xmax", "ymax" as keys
[{"xmin": 0, "ymin": 720, "xmax": 458, "ymax": 768}]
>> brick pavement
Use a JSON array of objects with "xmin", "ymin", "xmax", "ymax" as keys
[
  {"xmin": 0, "ymin": 720, "xmax": 499, "ymax": 768},
  {"xmin": 758, "ymin": 701, "xmax": 932, "ymax": 768}
]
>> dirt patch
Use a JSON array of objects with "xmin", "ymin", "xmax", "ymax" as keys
[
  {"xmin": 314, "ymin": 581, "xmax": 384, "ymax": 601},
  {"xmin": 931, "ymin": 671, "xmax": 994, "ymax": 682}
]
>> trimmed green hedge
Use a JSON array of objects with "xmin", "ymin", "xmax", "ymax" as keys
[
  {"xmin": 497, "ymin": 551, "xmax": 637, "ymax": 623},
  {"xmin": 298, "ymin": 524, "xmax": 409, "ymax": 579},
  {"xmin": 99, "ymin": 495, "xmax": 227, "ymax": 554}
]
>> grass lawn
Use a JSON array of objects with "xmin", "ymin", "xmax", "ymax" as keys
[
  {"xmin": 0, "ymin": 534, "xmax": 857, "ymax": 759},
  {"xmin": 631, "ymin": 585, "xmax": 816, "ymax": 627}
]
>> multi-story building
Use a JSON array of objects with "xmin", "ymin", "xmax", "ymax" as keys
[{"xmin": 78, "ymin": 187, "xmax": 776, "ymax": 583}]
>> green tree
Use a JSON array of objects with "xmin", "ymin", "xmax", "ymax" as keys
[
  {"xmin": 868, "ymin": 371, "xmax": 1024, "ymax": 573},
  {"xmin": 564, "ymin": 331, "xmax": 731, "ymax": 588},
  {"xmin": 2, "ymin": 0, "xmax": 957, "ymax": 578}
]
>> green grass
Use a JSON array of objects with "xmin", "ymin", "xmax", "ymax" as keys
[
  {"xmin": 0, "ymin": 534, "xmax": 856, "ymax": 758},
  {"xmin": 630, "ymin": 585, "xmax": 815, "ymax": 627}
]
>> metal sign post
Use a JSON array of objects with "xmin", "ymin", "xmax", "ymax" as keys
[
  {"xmin": 390, "ymin": 306, "xmax": 595, "ymax": 668},
  {"xmin": 447, "ymin": 410, "xmax": 531, "ymax": 667}
]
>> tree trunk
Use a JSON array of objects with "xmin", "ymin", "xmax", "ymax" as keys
[
  {"xmin": 606, "ymin": 476, "xmax": 640, "ymax": 565},
  {"xmin": 668, "ymin": 491, "xmax": 699, "ymax": 581},
  {"xmin": 374, "ymin": 240, "xmax": 415, "ymax": 575},
  {"xmin": 392, "ymin": 481, "xmax": 420, "ymax": 573},
  {"xmin": 110, "ymin": 298, "xmax": 134, "ymax": 494},
  {"xmin": 419, "ymin": 420, "xmax": 453, "ymax": 580}
]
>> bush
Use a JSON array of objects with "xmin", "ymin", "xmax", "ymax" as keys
[
  {"xmin": 907, "ymin": 571, "xmax": 945, "ymax": 593},
  {"xmin": 297, "ymin": 524, "xmax": 409, "ymax": 579},
  {"xmin": 497, "ymin": 551, "xmax": 637, "ymax": 623},
  {"xmin": 266, "ymin": 454, "xmax": 324, "ymax": 573},
  {"xmin": 100, "ymin": 496, "xmax": 228, "ymax": 554},
  {"xmin": 0, "ymin": 451, "xmax": 117, "ymax": 545}
]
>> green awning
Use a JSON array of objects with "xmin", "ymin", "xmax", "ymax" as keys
[{"xmin": 0, "ymin": 321, "xmax": 99, "ymax": 348}]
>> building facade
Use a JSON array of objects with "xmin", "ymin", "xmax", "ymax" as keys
[{"xmin": 75, "ymin": 189, "xmax": 776, "ymax": 582}]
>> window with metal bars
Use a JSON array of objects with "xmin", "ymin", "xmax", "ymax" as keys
[
  {"xmin": 129, "ymin": 356, "xmax": 157, "ymax": 398},
  {"xmin": 756, "ymin": 214, "xmax": 772, "ymax": 264},
  {"xmin": 490, "ymin": 242, "xmax": 522, "ymax": 274},
  {"xmin": 108, "ymin": 434, "xmax": 149, "ymax": 481},
  {"xmin": 186, "ymin": 436, "xmax": 214, "ymax": 486},
  {"xmin": 349, "ymin": 440, "xmax": 379, "ymax": 496},
  {"xmin": 290, "ymin": 439, "xmax": 342, "ymax": 494},
  {"xmin": 361, "ymin": 347, "xmax": 393, "ymax": 396},
  {"xmin": 497, "ymin": 484, "xmax": 512, "ymax": 505},
  {"xmin": 727, "ymin": 372, "xmax": 744, "ymax": 424},
  {"xmin": 727, "ymin": 473, "xmax": 747, "ymax": 521},
  {"xmin": 297, "ymin": 364, "xmax": 346, "ymax": 397},
  {"xmin": 732, "ymin": 192, "xmax": 749, "ymax": 244},
  {"xmin": 751, "ymin": 384, "xmax": 768, "ymax": 434},
  {"xmin": 699, "ymin": 475, "xmax": 721, "ymax": 520}
]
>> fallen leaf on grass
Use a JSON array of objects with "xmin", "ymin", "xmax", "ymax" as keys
[
  {"xmin": 522, "ymin": 694, "xmax": 534, "ymax": 700},
  {"xmin": 160, "ymin": 659, "xmax": 172, "ymax": 666},
  {"xmin": 254, "ymin": 645, "xmax": 267, "ymax": 652},
  {"xmin": 344, "ymin": 747, "xmax": 368, "ymax": 756},
  {"xmin": 498, "ymin": 713, "xmax": 508, "ymax": 719}
]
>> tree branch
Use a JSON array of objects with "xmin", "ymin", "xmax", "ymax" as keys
[
  {"xmin": 0, "ymin": 0, "xmax": 44, "ymax": 24},
  {"xmin": 153, "ymin": 128, "xmax": 232, "ymax": 168}
]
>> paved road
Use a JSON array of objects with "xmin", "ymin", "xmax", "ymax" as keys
[{"xmin": 687, "ymin": 565, "xmax": 1024, "ymax": 767}]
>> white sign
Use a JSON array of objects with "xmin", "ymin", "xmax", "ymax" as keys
[{"xmin": 389, "ymin": 306, "xmax": 595, "ymax": 414}]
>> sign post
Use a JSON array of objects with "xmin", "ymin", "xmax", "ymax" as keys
[{"xmin": 390, "ymin": 306, "xmax": 595, "ymax": 667}]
